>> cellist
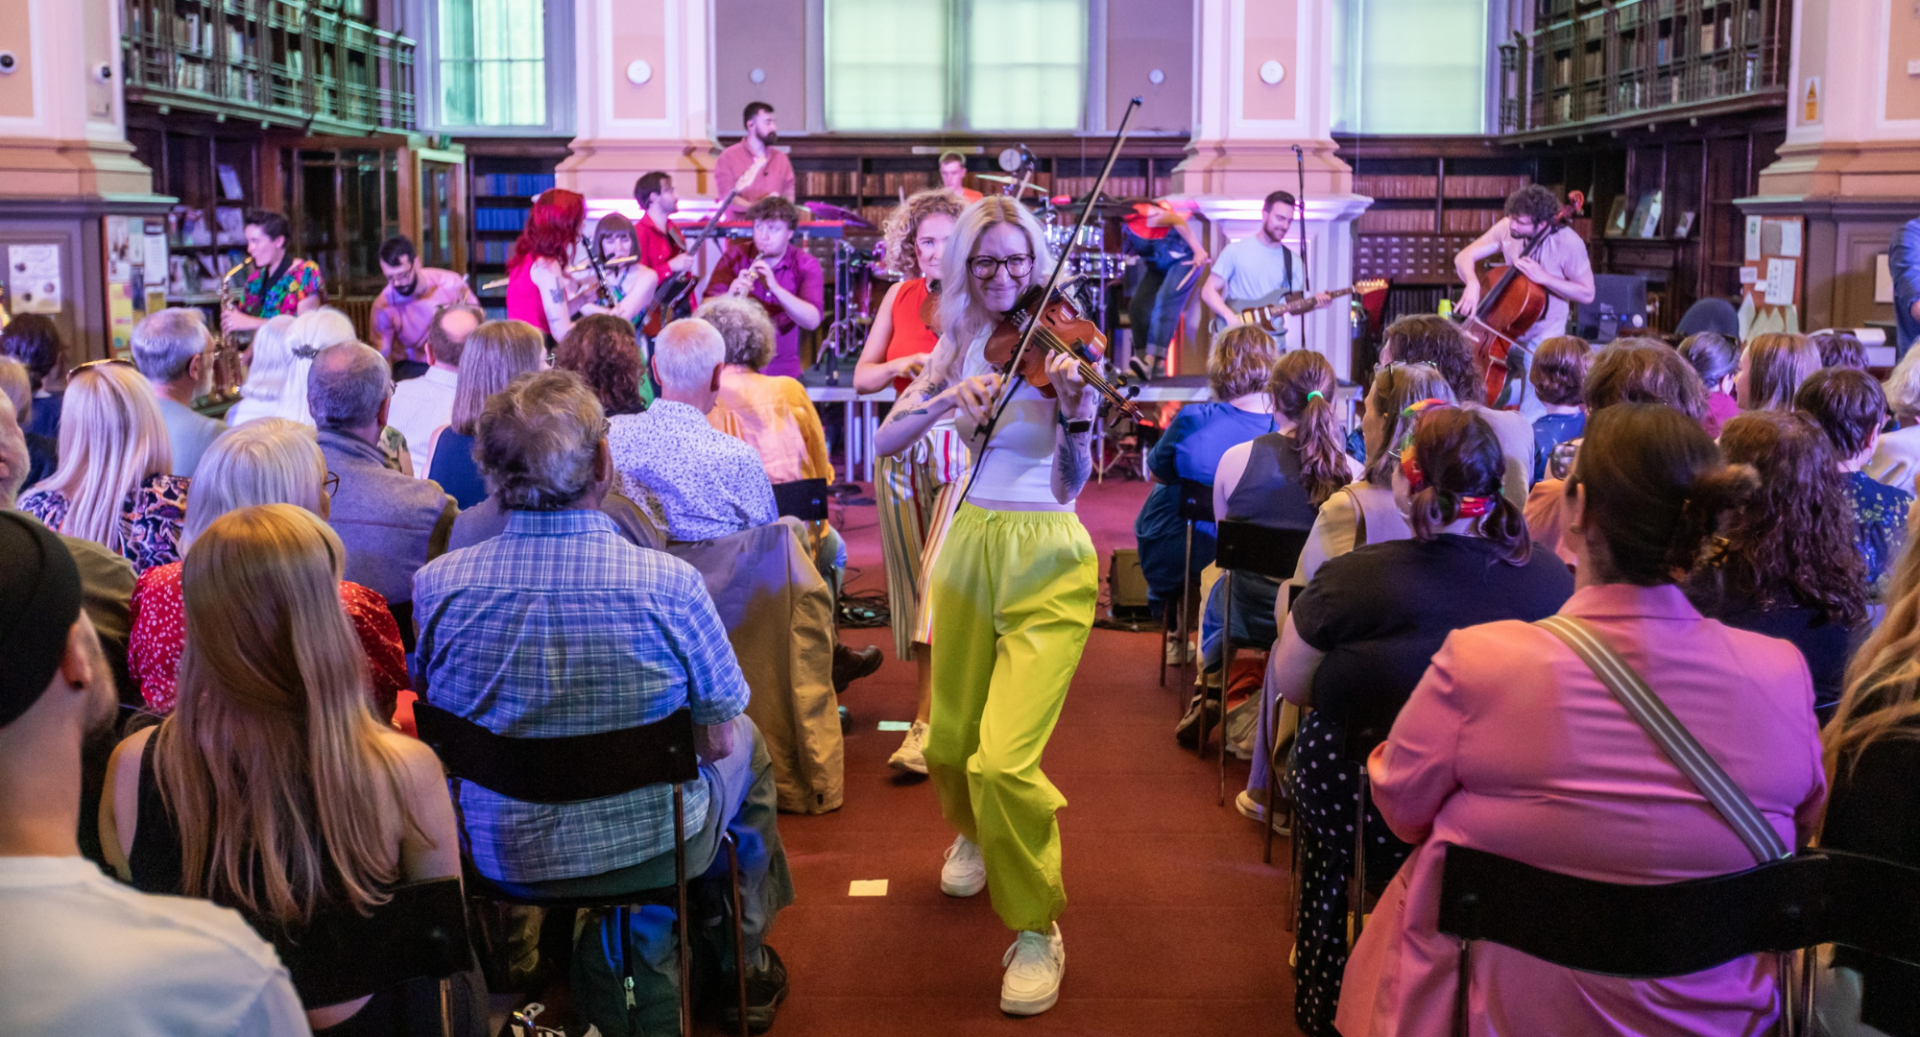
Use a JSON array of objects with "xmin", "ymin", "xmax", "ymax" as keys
[{"xmin": 1452, "ymin": 185, "xmax": 1595, "ymax": 417}]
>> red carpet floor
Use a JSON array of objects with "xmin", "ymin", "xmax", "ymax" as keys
[{"xmin": 758, "ymin": 476, "xmax": 1305, "ymax": 1037}]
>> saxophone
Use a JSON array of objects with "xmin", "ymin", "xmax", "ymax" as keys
[{"xmin": 214, "ymin": 260, "xmax": 253, "ymax": 402}]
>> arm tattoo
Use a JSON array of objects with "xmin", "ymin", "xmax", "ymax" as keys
[
  {"xmin": 879, "ymin": 375, "xmax": 951, "ymax": 430},
  {"xmin": 1055, "ymin": 426, "xmax": 1093, "ymax": 501}
]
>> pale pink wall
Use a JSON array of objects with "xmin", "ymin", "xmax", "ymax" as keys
[
  {"xmin": 713, "ymin": 0, "xmax": 809, "ymax": 132},
  {"xmin": 1886, "ymin": 0, "xmax": 1920, "ymax": 120},
  {"xmin": 1240, "ymin": 0, "xmax": 1297, "ymax": 122},
  {"xmin": 612, "ymin": 0, "xmax": 670, "ymax": 122},
  {"xmin": 0, "ymin": 0, "xmax": 34, "ymax": 120},
  {"xmin": 1107, "ymin": 0, "xmax": 1193, "ymax": 132}
]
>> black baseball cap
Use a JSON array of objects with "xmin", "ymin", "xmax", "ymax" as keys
[{"xmin": 0, "ymin": 512, "xmax": 83, "ymax": 725}]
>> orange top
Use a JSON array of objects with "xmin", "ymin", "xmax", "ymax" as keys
[{"xmin": 885, "ymin": 278, "xmax": 941, "ymax": 392}]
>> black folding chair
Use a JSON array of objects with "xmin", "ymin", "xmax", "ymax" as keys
[
  {"xmin": 1331, "ymin": 715, "xmax": 1400, "ymax": 945},
  {"xmin": 1161, "ymin": 479, "xmax": 1214, "ymax": 697},
  {"xmin": 1435, "ymin": 845, "xmax": 1920, "ymax": 1037},
  {"xmin": 414, "ymin": 703, "xmax": 751, "ymax": 1037},
  {"xmin": 1209, "ymin": 520, "xmax": 1310, "ymax": 806},
  {"xmin": 284, "ymin": 878, "xmax": 474, "ymax": 1034},
  {"xmin": 772, "ymin": 478, "xmax": 830, "ymax": 522}
]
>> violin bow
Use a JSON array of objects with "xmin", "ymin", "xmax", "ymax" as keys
[{"xmin": 954, "ymin": 96, "xmax": 1144, "ymax": 511}]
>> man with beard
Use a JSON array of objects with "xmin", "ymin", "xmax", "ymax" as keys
[
  {"xmin": 714, "ymin": 101, "xmax": 796, "ymax": 220},
  {"xmin": 1452, "ymin": 184, "xmax": 1595, "ymax": 417},
  {"xmin": 0, "ymin": 511, "xmax": 309, "ymax": 1036},
  {"xmin": 130, "ymin": 308, "xmax": 224, "ymax": 477},
  {"xmin": 371, "ymin": 235, "xmax": 480, "ymax": 381}
]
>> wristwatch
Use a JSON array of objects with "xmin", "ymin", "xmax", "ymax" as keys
[{"xmin": 1058, "ymin": 413, "xmax": 1094, "ymax": 435}]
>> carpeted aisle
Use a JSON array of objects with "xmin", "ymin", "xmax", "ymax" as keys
[{"xmin": 760, "ymin": 477, "xmax": 1304, "ymax": 1036}]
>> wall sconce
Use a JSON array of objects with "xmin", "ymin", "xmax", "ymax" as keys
[
  {"xmin": 626, "ymin": 59, "xmax": 652, "ymax": 85},
  {"xmin": 1259, "ymin": 60, "xmax": 1285, "ymax": 85}
]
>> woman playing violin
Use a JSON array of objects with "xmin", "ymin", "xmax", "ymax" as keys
[
  {"xmin": 872, "ymin": 196, "xmax": 1097, "ymax": 1017},
  {"xmin": 1451, "ymin": 185, "xmax": 1595, "ymax": 417},
  {"xmin": 855, "ymin": 187, "xmax": 968, "ymax": 776}
]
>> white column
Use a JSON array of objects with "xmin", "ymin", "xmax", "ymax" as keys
[
  {"xmin": 1172, "ymin": 0, "xmax": 1369, "ymax": 376},
  {"xmin": 0, "ymin": 0, "xmax": 157, "ymax": 198},
  {"xmin": 556, "ymin": 0, "xmax": 720, "ymax": 207}
]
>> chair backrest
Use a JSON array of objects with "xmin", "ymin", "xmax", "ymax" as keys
[
  {"xmin": 281, "ymin": 878, "xmax": 472, "ymax": 1007},
  {"xmin": 1214, "ymin": 520, "xmax": 1310, "ymax": 580},
  {"xmin": 1818, "ymin": 849, "xmax": 1920, "ymax": 969},
  {"xmin": 1177, "ymin": 479, "xmax": 1215, "ymax": 523},
  {"xmin": 1436, "ymin": 843, "xmax": 1824, "ymax": 978},
  {"xmin": 772, "ymin": 478, "xmax": 830, "ymax": 521},
  {"xmin": 415, "ymin": 702, "xmax": 697, "ymax": 803}
]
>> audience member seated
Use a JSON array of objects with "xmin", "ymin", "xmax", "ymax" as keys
[
  {"xmin": 556, "ymin": 312, "xmax": 650, "ymax": 419},
  {"xmin": 101, "ymin": 503, "xmax": 460, "ymax": 1035},
  {"xmin": 412, "ymin": 370, "xmax": 793, "ymax": 1031},
  {"xmin": 1183, "ymin": 350, "xmax": 1358, "ymax": 741},
  {"xmin": 128, "ymin": 419, "xmax": 407, "ymax": 718},
  {"xmin": 697, "ymin": 295, "xmax": 853, "ymax": 592},
  {"xmin": 1798, "ymin": 367, "xmax": 1912, "ymax": 594},
  {"xmin": 0, "ymin": 313, "xmax": 66, "ymax": 440},
  {"xmin": 1239, "ymin": 361, "xmax": 1453, "ymax": 825},
  {"xmin": 1737, "ymin": 330, "xmax": 1819, "ymax": 412},
  {"xmin": 0, "ymin": 357, "xmax": 56, "ymax": 486},
  {"xmin": 224, "ymin": 315, "xmax": 301, "ymax": 426},
  {"xmin": 1867, "ymin": 345, "xmax": 1920, "ymax": 493},
  {"xmin": 1524, "ymin": 337, "xmax": 1709, "ymax": 562},
  {"xmin": 1373, "ymin": 314, "xmax": 1533, "ymax": 506},
  {"xmin": 0, "ymin": 515, "xmax": 307, "ymax": 1037},
  {"xmin": 308, "ymin": 342, "xmax": 457, "ymax": 636},
  {"xmin": 388, "ymin": 303, "xmax": 480, "ymax": 476},
  {"xmin": 1338, "ymin": 403, "xmax": 1825, "ymax": 1037},
  {"xmin": 1528, "ymin": 335, "xmax": 1589, "ymax": 483},
  {"xmin": 130, "ymin": 308, "xmax": 225, "ymax": 478},
  {"xmin": 1819, "ymin": 537, "xmax": 1920, "ymax": 1033},
  {"xmin": 19, "ymin": 360, "xmax": 189, "ymax": 574},
  {"xmin": 612, "ymin": 317, "xmax": 778, "ymax": 541},
  {"xmin": 428, "ymin": 318, "xmax": 547, "ymax": 508},
  {"xmin": 1678, "ymin": 330, "xmax": 1741, "ymax": 438},
  {"xmin": 1809, "ymin": 328, "xmax": 1867, "ymax": 371},
  {"xmin": 1132, "ymin": 325, "xmax": 1280, "ymax": 650},
  {"xmin": 1270, "ymin": 404, "xmax": 1572, "ymax": 1037},
  {"xmin": 279, "ymin": 307, "xmax": 361, "ymax": 427},
  {"xmin": 1690, "ymin": 410, "xmax": 1868, "ymax": 720}
]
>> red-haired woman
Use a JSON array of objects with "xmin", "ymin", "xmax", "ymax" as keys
[{"xmin": 505, "ymin": 188, "xmax": 592, "ymax": 341}]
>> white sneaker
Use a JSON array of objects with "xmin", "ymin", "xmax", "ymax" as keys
[
  {"xmin": 1237, "ymin": 789, "xmax": 1291, "ymax": 835},
  {"xmin": 888, "ymin": 720, "xmax": 929, "ymax": 775},
  {"xmin": 1164, "ymin": 638, "xmax": 1194, "ymax": 666},
  {"xmin": 940, "ymin": 833, "xmax": 986, "ymax": 897},
  {"xmin": 1000, "ymin": 923, "xmax": 1065, "ymax": 1016}
]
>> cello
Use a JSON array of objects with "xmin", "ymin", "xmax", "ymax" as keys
[{"xmin": 1457, "ymin": 190, "xmax": 1584, "ymax": 406}]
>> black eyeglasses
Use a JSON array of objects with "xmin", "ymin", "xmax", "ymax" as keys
[
  {"xmin": 323, "ymin": 471, "xmax": 340, "ymax": 497},
  {"xmin": 969, "ymin": 254, "xmax": 1034, "ymax": 280}
]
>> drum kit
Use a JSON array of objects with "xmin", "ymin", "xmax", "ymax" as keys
[{"xmin": 800, "ymin": 194, "xmax": 1130, "ymax": 383}]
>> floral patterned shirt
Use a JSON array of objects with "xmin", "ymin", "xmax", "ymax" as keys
[
  {"xmin": 241, "ymin": 258, "xmax": 325, "ymax": 318},
  {"xmin": 1848, "ymin": 470, "xmax": 1912, "ymax": 594},
  {"xmin": 18, "ymin": 473, "xmax": 190, "ymax": 574}
]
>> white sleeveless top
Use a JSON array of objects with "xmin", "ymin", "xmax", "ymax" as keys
[{"xmin": 953, "ymin": 330, "xmax": 1064, "ymax": 506}]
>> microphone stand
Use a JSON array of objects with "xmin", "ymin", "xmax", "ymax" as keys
[{"xmin": 1292, "ymin": 143, "xmax": 1312, "ymax": 352}]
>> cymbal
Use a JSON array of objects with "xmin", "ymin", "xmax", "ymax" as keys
[
  {"xmin": 974, "ymin": 173, "xmax": 1049, "ymax": 195},
  {"xmin": 802, "ymin": 201, "xmax": 871, "ymax": 227}
]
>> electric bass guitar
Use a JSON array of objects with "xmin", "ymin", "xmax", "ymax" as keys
[
  {"xmin": 640, "ymin": 154, "xmax": 769, "ymax": 336},
  {"xmin": 1210, "ymin": 279, "xmax": 1387, "ymax": 334}
]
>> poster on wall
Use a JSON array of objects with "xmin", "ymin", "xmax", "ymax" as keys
[
  {"xmin": 104, "ymin": 216, "xmax": 139, "ymax": 354},
  {"xmin": 9, "ymin": 244, "xmax": 63, "ymax": 314},
  {"xmin": 1739, "ymin": 214, "xmax": 1804, "ymax": 337}
]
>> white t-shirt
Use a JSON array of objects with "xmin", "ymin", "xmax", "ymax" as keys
[
  {"xmin": 388, "ymin": 365, "xmax": 460, "ymax": 476},
  {"xmin": 0, "ymin": 856, "xmax": 310, "ymax": 1036}
]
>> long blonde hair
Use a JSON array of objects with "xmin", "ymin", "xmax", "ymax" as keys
[
  {"xmin": 1828, "ymin": 533, "xmax": 1920, "ymax": 782},
  {"xmin": 452, "ymin": 320, "xmax": 547, "ymax": 435},
  {"xmin": 155, "ymin": 504, "xmax": 420, "ymax": 925},
  {"xmin": 180, "ymin": 419, "xmax": 324, "ymax": 551},
  {"xmin": 919, "ymin": 197, "xmax": 1056, "ymax": 391},
  {"xmin": 237, "ymin": 315, "xmax": 299, "ymax": 407},
  {"xmin": 33, "ymin": 362, "xmax": 172, "ymax": 552}
]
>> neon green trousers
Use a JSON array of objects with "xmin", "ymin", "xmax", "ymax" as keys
[{"xmin": 923, "ymin": 503, "xmax": 1098, "ymax": 933}]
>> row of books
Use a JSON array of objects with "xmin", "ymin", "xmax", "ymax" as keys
[
  {"xmin": 1051, "ymin": 176, "xmax": 1168, "ymax": 200},
  {"xmin": 475, "ymin": 240, "xmax": 515, "ymax": 265},
  {"xmin": 473, "ymin": 174, "xmax": 555, "ymax": 198},
  {"xmin": 1356, "ymin": 210, "xmax": 1437, "ymax": 233},
  {"xmin": 1443, "ymin": 175, "xmax": 1530, "ymax": 199},
  {"xmin": 474, "ymin": 207, "xmax": 530, "ymax": 233},
  {"xmin": 1353, "ymin": 176, "xmax": 1437, "ymax": 200}
]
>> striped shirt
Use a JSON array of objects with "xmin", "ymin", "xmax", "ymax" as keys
[{"xmin": 411, "ymin": 508, "xmax": 749, "ymax": 883}]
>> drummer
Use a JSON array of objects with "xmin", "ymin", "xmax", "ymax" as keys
[
  {"xmin": 938, "ymin": 152, "xmax": 983, "ymax": 203},
  {"xmin": 703, "ymin": 195, "xmax": 823, "ymax": 377}
]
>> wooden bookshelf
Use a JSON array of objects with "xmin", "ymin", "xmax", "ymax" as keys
[{"xmin": 459, "ymin": 140, "xmax": 570, "ymax": 319}]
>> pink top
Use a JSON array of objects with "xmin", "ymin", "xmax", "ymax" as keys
[
  {"xmin": 1338, "ymin": 583, "xmax": 1826, "ymax": 1037},
  {"xmin": 1704, "ymin": 390, "xmax": 1741, "ymax": 439},
  {"xmin": 712, "ymin": 141, "xmax": 796, "ymax": 217},
  {"xmin": 503, "ymin": 256, "xmax": 550, "ymax": 336}
]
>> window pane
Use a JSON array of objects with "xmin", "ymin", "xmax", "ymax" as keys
[
  {"xmin": 826, "ymin": 0, "xmax": 949, "ymax": 131},
  {"xmin": 439, "ymin": 0, "xmax": 547, "ymax": 127},
  {"xmin": 965, "ymin": 0, "xmax": 1085, "ymax": 130},
  {"xmin": 1333, "ymin": 0, "xmax": 1485, "ymax": 134}
]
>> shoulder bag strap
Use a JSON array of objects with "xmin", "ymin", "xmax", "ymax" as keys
[{"xmin": 1535, "ymin": 614, "xmax": 1790, "ymax": 865}]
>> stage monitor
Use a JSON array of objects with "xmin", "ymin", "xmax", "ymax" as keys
[{"xmin": 1574, "ymin": 274, "xmax": 1649, "ymax": 344}]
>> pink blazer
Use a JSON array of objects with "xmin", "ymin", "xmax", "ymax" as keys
[{"xmin": 1337, "ymin": 583, "xmax": 1826, "ymax": 1037}]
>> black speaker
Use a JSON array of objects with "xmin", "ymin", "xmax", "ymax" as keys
[{"xmin": 1574, "ymin": 274, "xmax": 1649, "ymax": 344}]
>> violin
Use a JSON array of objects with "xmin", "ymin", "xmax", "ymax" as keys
[
  {"xmin": 983, "ymin": 287, "xmax": 1142, "ymax": 421},
  {"xmin": 1457, "ymin": 189, "xmax": 1585, "ymax": 406}
]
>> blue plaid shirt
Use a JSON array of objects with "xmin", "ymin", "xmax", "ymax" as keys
[{"xmin": 411, "ymin": 509, "xmax": 749, "ymax": 883}]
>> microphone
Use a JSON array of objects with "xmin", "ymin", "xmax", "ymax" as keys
[{"xmin": 1291, "ymin": 143, "xmax": 1303, "ymax": 159}]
